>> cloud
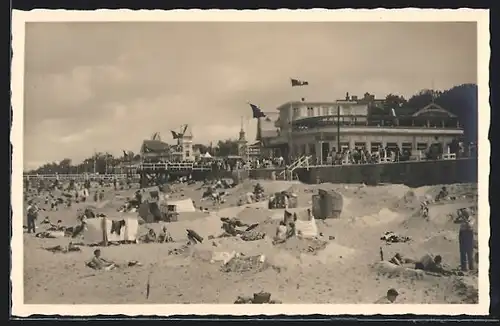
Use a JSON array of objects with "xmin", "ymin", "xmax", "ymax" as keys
[{"xmin": 22, "ymin": 21, "xmax": 477, "ymax": 169}]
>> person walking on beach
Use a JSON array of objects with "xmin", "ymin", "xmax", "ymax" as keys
[
  {"xmin": 26, "ymin": 201, "xmax": 39, "ymax": 234},
  {"xmin": 459, "ymin": 215, "xmax": 475, "ymax": 271}
]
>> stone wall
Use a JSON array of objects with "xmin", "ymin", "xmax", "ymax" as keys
[
  {"xmin": 297, "ymin": 158, "xmax": 477, "ymax": 187},
  {"xmin": 248, "ymin": 159, "xmax": 477, "ymax": 188}
]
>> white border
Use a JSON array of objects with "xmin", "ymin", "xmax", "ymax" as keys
[{"xmin": 11, "ymin": 9, "xmax": 490, "ymax": 317}]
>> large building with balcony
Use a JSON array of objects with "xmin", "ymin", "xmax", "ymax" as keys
[{"xmin": 257, "ymin": 92, "xmax": 464, "ymax": 163}]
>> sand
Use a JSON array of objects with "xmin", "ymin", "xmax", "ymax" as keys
[{"xmin": 23, "ymin": 181, "xmax": 478, "ymax": 304}]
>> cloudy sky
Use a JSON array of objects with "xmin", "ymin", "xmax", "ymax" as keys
[{"xmin": 23, "ymin": 21, "xmax": 476, "ymax": 170}]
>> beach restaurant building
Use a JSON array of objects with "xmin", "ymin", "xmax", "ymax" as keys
[{"xmin": 257, "ymin": 93, "xmax": 464, "ymax": 163}]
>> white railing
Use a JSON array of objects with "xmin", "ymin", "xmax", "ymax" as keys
[
  {"xmin": 278, "ymin": 155, "xmax": 312, "ymax": 180},
  {"xmin": 23, "ymin": 173, "xmax": 133, "ymax": 181},
  {"xmin": 441, "ymin": 153, "xmax": 457, "ymax": 160},
  {"xmin": 139, "ymin": 162, "xmax": 212, "ymax": 171}
]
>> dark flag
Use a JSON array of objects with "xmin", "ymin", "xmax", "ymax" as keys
[
  {"xmin": 171, "ymin": 130, "xmax": 180, "ymax": 139},
  {"xmin": 291, "ymin": 78, "xmax": 309, "ymax": 87},
  {"xmin": 249, "ymin": 103, "xmax": 266, "ymax": 119},
  {"xmin": 122, "ymin": 150, "xmax": 128, "ymax": 158}
]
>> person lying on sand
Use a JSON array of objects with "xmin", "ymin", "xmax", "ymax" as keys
[
  {"xmin": 41, "ymin": 216, "xmax": 51, "ymax": 224},
  {"xmin": 47, "ymin": 220, "xmax": 65, "ymax": 231},
  {"xmin": 391, "ymin": 253, "xmax": 456, "ymax": 276},
  {"xmin": 389, "ymin": 253, "xmax": 415, "ymax": 266},
  {"xmin": 414, "ymin": 254, "xmax": 453, "ymax": 275},
  {"xmin": 45, "ymin": 242, "xmax": 81, "ymax": 253}
]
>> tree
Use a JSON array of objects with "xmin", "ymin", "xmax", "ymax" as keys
[
  {"xmin": 216, "ymin": 139, "xmax": 239, "ymax": 157},
  {"xmin": 384, "ymin": 94, "xmax": 407, "ymax": 110},
  {"xmin": 435, "ymin": 84, "xmax": 478, "ymax": 142},
  {"xmin": 193, "ymin": 143, "xmax": 210, "ymax": 154},
  {"xmin": 407, "ymin": 84, "xmax": 478, "ymax": 142}
]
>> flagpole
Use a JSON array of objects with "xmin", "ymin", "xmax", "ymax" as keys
[{"xmin": 337, "ymin": 105, "xmax": 341, "ymax": 154}]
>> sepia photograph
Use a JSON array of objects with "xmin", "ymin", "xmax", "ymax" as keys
[{"xmin": 11, "ymin": 9, "xmax": 490, "ymax": 316}]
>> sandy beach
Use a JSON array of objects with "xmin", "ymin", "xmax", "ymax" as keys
[{"xmin": 23, "ymin": 180, "xmax": 479, "ymax": 304}]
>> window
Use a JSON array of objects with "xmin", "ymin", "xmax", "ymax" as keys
[
  {"xmin": 293, "ymin": 107, "xmax": 300, "ymax": 117},
  {"xmin": 417, "ymin": 143, "xmax": 428, "ymax": 150},
  {"xmin": 322, "ymin": 106, "xmax": 329, "ymax": 116},
  {"xmin": 386, "ymin": 142, "xmax": 399, "ymax": 150},
  {"xmin": 402, "ymin": 142, "xmax": 412, "ymax": 151},
  {"xmin": 371, "ymin": 142, "xmax": 382, "ymax": 153},
  {"xmin": 356, "ymin": 117, "xmax": 367, "ymax": 125},
  {"xmin": 355, "ymin": 142, "xmax": 366, "ymax": 150},
  {"xmin": 307, "ymin": 107, "xmax": 314, "ymax": 117}
]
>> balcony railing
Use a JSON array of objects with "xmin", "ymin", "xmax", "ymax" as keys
[
  {"xmin": 138, "ymin": 162, "xmax": 212, "ymax": 171},
  {"xmin": 23, "ymin": 173, "xmax": 133, "ymax": 181}
]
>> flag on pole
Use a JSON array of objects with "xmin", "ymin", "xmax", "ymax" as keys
[
  {"xmin": 248, "ymin": 103, "xmax": 266, "ymax": 119},
  {"xmin": 171, "ymin": 131, "xmax": 181, "ymax": 139},
  {"xmin": 122, "ymin": 150, "xmax": 128, "ymax": 158},
  {"xmin": 291, "ymin": 78, "xmax": 309, "ymax": 87}
]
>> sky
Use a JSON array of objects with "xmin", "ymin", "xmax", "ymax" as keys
[{"xmin": 23, "ymin": 21, "xmax": 477, "ymax": 170}]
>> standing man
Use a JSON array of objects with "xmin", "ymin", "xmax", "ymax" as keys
[
  {"xmin": 26, "ymin": 201, "xmax": 39, "ymax": 234},
  {"xmin": 459, "ymin": 215, "xmax": 475, "ymax": 272}
]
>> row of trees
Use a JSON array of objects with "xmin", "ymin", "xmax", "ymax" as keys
[
  {"xmin": 26, "ymin": 83, "xmax": 478, "ymax": 175},
  {"xmin": 25, "ymin": 140, "xmax": 243, "ymax": 175}
]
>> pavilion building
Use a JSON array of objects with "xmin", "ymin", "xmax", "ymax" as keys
[{"xmin": 257, "ymin": 92, "xmax": 463, "ymax": 164}]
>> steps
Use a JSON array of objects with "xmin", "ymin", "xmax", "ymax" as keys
[{"xmin": 278, "ymin": 155, "xmax": 312, "ymax": 181}]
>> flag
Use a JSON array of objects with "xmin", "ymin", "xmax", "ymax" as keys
[
  {"xmin": 291, "ymin": 78, "xmax": 309, "ymax": 87},
  {"xmin": 249, "ymin": 103, "xmax": 266, "ymax": 119},
  {"xmin": 171, "ymin": 130, "xmax": 180, "ymax": 139},
  {"xmin": 181, "ymin": 124, "xmax": 188, "ymax": 135},
  {"xmin": 122, "ymin": 150, "xmax": 128, "ymax": 158},
  {"xmin": 391, "ymin": 108, "xmax": 397, "ymax": 117}
]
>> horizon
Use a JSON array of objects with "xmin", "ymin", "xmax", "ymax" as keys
[{"xmin": 23, "ymin": 21, "xmax": 477, "ymax": 170}]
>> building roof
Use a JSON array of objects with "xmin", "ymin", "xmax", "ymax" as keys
[
  {"xmin": 411, "ymin": 103, "xmax": 457, "ymax": 118},
  {"xmin": 141, "ymin": 140, "xmax": 171, "ymax": 153}
]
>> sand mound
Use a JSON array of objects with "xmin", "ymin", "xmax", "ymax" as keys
[
  {"xmin": 274, "ymin": 237, "xmax": 328, "ymax": 255},
  {"xmin": 299, "ymin": 242, "xmax": 357, "ymax": 265},
  {"xmin": 392, "ymin": 190, "xmax": 421, "ymax": 212},
  {"xmin": 348, "ymin": 208, "xmax": 401, "ymax": 227},
  {"xmin": 221, "ymin": 254, "xmax": 268, "ymax": 273},
  {"xmin": 450, "ymin": 277, "xmax": 479, "ymax": 303},
  {"xmin": 264, "ymin": 250, "xmax": 302, "ymax": 270},
  {"xmin": 236, "ymin": 207, "xmax": 271, "ymax": 225}
]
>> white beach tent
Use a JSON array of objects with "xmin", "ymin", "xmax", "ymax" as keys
[
  {"xmin": 80, "ymin": 214, "xmax": 139, "ymax": 244},
  {"xmin": 168, "ymin": 198, "xmax": 196, "ymax": 213},
  {"xmin": 202, "ymin": 152, "xmax": 212, "ymax": 159}
]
